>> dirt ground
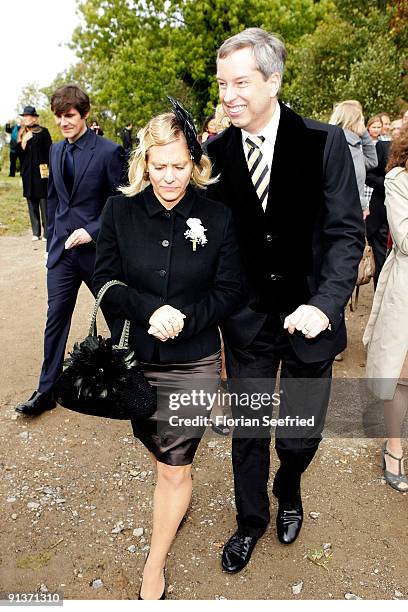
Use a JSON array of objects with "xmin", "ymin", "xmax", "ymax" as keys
[{"xmin": 0, "ymin": 233, "xmax": 407, "ymax": 602}]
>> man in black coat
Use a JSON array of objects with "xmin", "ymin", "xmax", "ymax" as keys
[
  {"xmin": 205, "ymin": 28, "xmax": 365, "ymax": 573},
  {"xmin": 365, "ymin": 139, "xmax": 390, "ymax": 287},
  {"xmin": 15, "ymin": 85, "xmax": 125, "ymax": 417},
  {"xmin": 18, "ymin": 105, "xmax": 52, "ymax": 240}
]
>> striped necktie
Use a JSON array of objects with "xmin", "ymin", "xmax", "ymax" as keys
[{"xmin": 246, "ymin": 135, "xmax": 269, "ymax": 211}]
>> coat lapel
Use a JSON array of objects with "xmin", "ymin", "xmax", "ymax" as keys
[
  {"xmin": 52, "ymin": 141, "xmax": 70, "ymax": 202},
  {"xmin": 71, "ymin": 130, "xmax": 97, "ymax": 199}
]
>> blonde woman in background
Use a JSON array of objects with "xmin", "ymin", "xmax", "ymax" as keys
[{"xmin": 329, "ymin": 100, "xmax": 378, "ymax": 220}]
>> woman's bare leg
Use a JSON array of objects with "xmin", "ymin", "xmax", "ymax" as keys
[{"xmin": 140, "ymin": 462, "xmax": 192, "ymax": 599}]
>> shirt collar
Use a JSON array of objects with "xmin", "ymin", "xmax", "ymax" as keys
[
  {"xmin": 241, "ymin": 102, "xmax": 281, "ymax": 147},
  {"xmin": 143, "ymin": 184, "xmax": 197, "ymax": 218},
  {"xmin": 64, "ymin": 127, "xmax": 91, "ymax": 150}
]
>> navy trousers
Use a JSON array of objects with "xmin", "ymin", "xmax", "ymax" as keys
[{"xmin": 38, "ymin": 247, "xmax": 97, "ymax": 394}]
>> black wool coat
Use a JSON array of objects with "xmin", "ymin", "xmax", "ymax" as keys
[
  {"xmin": 205, "ymin": 101, "xmax": 365, "ymax": 363},
  {"xmin": 93, "ymin": 185, "xmax": 244, "ymax": 363},
  {"xmin": 19, "ymin": 126, "xmax": 52, "ymax": 199},
  {"xmin": 365, "ymin": 140, "xmax": 390, "ymax": 237}
]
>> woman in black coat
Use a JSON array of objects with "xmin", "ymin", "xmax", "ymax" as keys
[
  {"xmin": 18, "ymin": 106, "xmax": 52, "ymax": 240},
  {"xmin": 93, "ymin": 105, "xmax": 243, "ymax": 599}
]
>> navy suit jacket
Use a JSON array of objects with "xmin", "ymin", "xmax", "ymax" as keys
[{"xmin": 46, "ymin": 128, "xmax": 124, "ymax": 269}]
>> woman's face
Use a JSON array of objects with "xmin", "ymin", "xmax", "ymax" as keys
[
  {"xmin": 147, "ymin": 137, "xmax": 193, "ymax": 209},
  {"xmin": 368, "ymin": 120, "xmax": 382, "ymax": 139},
  {"xmin": 207, "ymin": 119, "xmax": 217, "ymax": 134}
]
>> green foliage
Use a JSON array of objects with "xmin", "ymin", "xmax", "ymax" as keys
[
  {"xmin": 19, "ymin": 0, "xmax": 407, "ymax": 137},
  {"xmin": 283, "ymin": 5, "xmax": 407, "ymax": 120}
]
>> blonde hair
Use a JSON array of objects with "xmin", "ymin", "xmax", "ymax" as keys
[
  {"xmin": 121, "ymin": 112, "xmax": 217, "ymax": 197},
  {"xmin": 214, "ymin": 104, "xmax": 231, "ymax": 132},
  {"xmin": 329, "ymin": 101, "xmax": 365, "ymax": 135}
]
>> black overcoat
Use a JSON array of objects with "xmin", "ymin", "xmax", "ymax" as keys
[
  {"xmin": 205, "ymin": 101, "xmax": 365, "ymax": 363},
  {"xmin": 93, "ymin": 185, "xmax": 244, "ymax": 363},
  {"xmin": 19, "ymin": 126, "xmax": 52, "ymax": 199}
]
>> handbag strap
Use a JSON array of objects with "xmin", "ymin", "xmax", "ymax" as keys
[{"xmin": 88, "ymin": 280, "xmax": 130, "ymax": 349}]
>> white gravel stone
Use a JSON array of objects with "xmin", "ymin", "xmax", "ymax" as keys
[
  {"xmin": 292, "ymin": 581, "xmax": 303, "ymax": 595},
  {"xmin": 345, "ymin": 593, "xmax": 362, "ymax": 600},
  {"xmin": 27, "ymin": 502, "xmax": 40, "ymax": 509},
  {"xmin": 309, "ymin": 512, "xmax": 320, "ymax": 520},
  {"xmin": 394, "ymin": 590, "xmax": 403, "ymax": 598},
  {"xmin": 128, "ymin": 545, "xmax": 137, "ymax": 553},
  {"xmin": 133, "ymin": 528, "xmax": 144, "ymax": 537},
  {"xmin": 91, "ymin": 579, "xmax": 103, "ymax": 589},
  {"xmin": 7, "ymin": 497, "xmax": 17, "ymax": 503}
]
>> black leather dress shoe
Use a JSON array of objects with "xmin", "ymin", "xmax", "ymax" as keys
[
  {"xmin": 276, "ymin": 492, "xmax": 303, "ymax": 545},
  {"xmin": 15, "ymin": 391, "xmax": 56, "ymax": 416},
  {"xmin": 221, "ymin": 531, "xmax": 259, "ymax": 573}
]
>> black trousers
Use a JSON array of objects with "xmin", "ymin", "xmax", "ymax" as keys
[
  {"xmin": 9, "ymin": 150, "xmax": 19, "ymax": 177},
  {"xmin": 225, "ymin": 314, "xmax": 333, "ymax": 537},
  {"xmin": 367, "ymin": 222, "xmax": 389, "ymax": 289},
  {"xmin": 27, "ymin": 198, "xmax": 48, "ymax": 238}
]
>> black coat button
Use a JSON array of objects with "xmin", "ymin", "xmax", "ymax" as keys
[
  {"xmin": 270, "ymin": 273, "xmax": 282, "ymax": 281},
  {"xmin": 159, "ymin": 269, "xmax": 166, "ymax": 277},
  {"xmin": 265, "ymin": 233, "xmax": 273, "ymax": 243},
  {"xmin": 164, "ymin": 212, "xmax": 171, "ymax": 218},
  {"xmin": 162, "ymin": 240, "xmax": 169, "ymax": 247}
]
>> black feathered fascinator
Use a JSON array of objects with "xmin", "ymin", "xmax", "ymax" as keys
[{"xmin": 167, "ymin": 96, "xmax": 202, "ymax": 164}]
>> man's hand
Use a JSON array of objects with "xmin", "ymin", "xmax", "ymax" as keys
[
  {"xmin": 65, "ymin": 228, "xmax": 92, "ymax": 249},
  {"xmin": 284, "ymin": 305, "xmax": 330, "ymax": 339},
  {"xmin": 148, "ymin": 305, "xmax": 186, "ymax": 340},
  {"xmin": 363, "ymin": 208, "xmax": 370, "ymax": 220}
]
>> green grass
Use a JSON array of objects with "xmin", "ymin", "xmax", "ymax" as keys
[{"xmin": 0, "ymin": 162, "xmax": 31, "ymax": 236}]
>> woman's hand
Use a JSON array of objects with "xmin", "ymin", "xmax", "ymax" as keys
[{"xmin": 148, "ymin": 305, "xmax": 186, "ymax": 340}]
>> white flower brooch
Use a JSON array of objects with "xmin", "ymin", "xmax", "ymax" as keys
[{"xmin": 184, "ymin": 217, "xmax": 208, "ymax": 251}]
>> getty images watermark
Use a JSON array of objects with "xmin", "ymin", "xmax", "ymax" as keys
[{"xmin": 167, "ymin": 389, "xmax": 315, "ymax": 429}]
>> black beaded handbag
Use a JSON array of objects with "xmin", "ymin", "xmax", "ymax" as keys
[{"xmin": 54, "ymin": 280, "xmax": 156, "ymax": 420}]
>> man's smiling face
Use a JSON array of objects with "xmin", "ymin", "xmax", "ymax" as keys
[{"xmin": 216, "ymin": 46, "xmax": 280, "ymax": 135}]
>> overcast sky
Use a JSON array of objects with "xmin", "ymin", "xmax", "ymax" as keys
[{"xmin": 1, "ymin": 0, "xmax": 80, "ymax": 123}]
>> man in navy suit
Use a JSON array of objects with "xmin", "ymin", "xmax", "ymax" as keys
[
  {"xmin": 16, "ymin": 85, "xmax": 125, "ymax": 416},
  {"xmin": 205, "ymin": 28, "xmax": 365, "ymax": 573}
]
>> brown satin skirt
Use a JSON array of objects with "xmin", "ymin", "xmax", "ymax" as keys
[{"xmin": 130, "ymin": 350, "xmax": 221, "ymax": 465}]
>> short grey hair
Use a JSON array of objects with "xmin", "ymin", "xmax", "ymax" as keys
[{"xmin": 217, "ymin": 28, "xmax": 287, "ymax": 80}]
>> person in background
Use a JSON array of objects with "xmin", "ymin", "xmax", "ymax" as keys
[
  {"xmin": 18, "ymin": 106, "xmax": 52, "ymax": 241},
  {"xmin": 390, "ymin": 119, "xmax": 402, "ymax": 140},
  {"xmin": 378, "ymin": 112, "xmax": 392, "ymax": 142},
  {"xmin": 200, "ymin": 114, "xmax": 217, "ymax": 143},
  {"xmin": 5, "ymin": 118, "xmax": 23, "ymax": 177},
  {"xmin": 121, "ymin": 121, "xmax": 133, "ymax": 158},
  {"xmin": 364, "ymin": 123, "xmax": 408, "ymax": 493},
  {"xmin": 367, "ymin": 115, "xmax": 383, "ymax": 142},
  {"xmin": 365, "ymin": 115, "xmax": 384, "ymax": 216},
  {"xmin": 366, "ymin": 121, "xmax": 392, "ymax": 288},
  {"xmin": 329, "ymin": 100, "xmax": 378, "ymax": 221},
  {"xmin": 89, "ymin": 119, "xmax": 104, "ymax": 136},
  {"xmin": 15, "ymin": 85, "xmax": 124, "ymax": 417}
]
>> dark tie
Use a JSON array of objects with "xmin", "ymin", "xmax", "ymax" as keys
[
  {"xmin": 63, "ymin": 143, "xmax": 76, "ymax": 195},
  {"xmin": 246, "ymin": 135, "xmax": 269, "ymax": 211}
]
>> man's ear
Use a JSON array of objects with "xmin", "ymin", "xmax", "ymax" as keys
[
  {"xmin": 84, "ymin": 111, "xmax": 90, "ymax": 120},
  {"xmin": 269, "ymin": 73, "xmax": 281, "ymax": 99}
]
